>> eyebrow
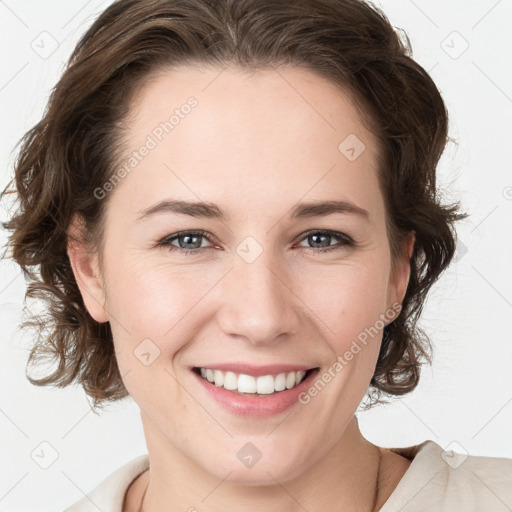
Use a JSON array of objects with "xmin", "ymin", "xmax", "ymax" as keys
[{"xmin": 135, "ymin": 199, "xmax": 370, "ymax": 222}]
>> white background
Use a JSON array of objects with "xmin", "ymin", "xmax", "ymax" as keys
[{"xmin": 0, "ymin": 0, "xmax": 511, "ymax": 511}]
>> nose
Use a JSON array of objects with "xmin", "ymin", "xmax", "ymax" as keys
[{"xmin": 217, "ymin": 247, "xmax": 301, "ymax": 347}]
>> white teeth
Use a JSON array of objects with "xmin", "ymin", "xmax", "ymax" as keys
[
  {"xmin": 223, "ymin": 371, "xmax": 238, "ymax": 390},
  {"xmin": 214, "ymin": 369, "xmax": 224, "ymax": 387},
  {"xmin": 257, "ymin": 375, "xmax": 275, "ymax": 394},
  {"xmin": 286, "ymin": 372, "xmax": 296, "ymax": 389},
  {"xmin": 196, "ymin": 368, "xmax": 310, "ymax": 395},
  {"xmin": 274, "ymin": 373, "xmax": 286, "ymax": 391},
  {"xmin": 238, "ymin": 374, "xmax": 257, "ymax": 393}
]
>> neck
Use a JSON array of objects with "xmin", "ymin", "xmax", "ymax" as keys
[{"xmin": 138, "ymin": 415, "xmax": 382, "ymax": 512}]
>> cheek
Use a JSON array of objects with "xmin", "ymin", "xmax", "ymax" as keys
[
  {"xmin": 105, "ymin": 257, "xmax": 211, "ymax": 334},
  {"xmin": 301, "ymin": 260, "xmax": 391, "ymax": 347},
  {"xmin": 294, "ymin": 264, "xmax": 390, "ymax": 423},
  {"xmin": 104, "ymin": 261, "xmax": 208, "ymax": 407}
]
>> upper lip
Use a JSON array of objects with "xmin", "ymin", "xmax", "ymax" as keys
[{"xmin": 192, "ymin": 363, "xmax": 318, "ymax": 377}]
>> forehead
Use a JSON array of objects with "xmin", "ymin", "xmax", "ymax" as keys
[
  {"xmin": 125, "ymin": 64, "xmax": 373, "ymax": 151},
  {"xmin": 111, "ymin": 64, "xmax": 383, "ymax": 224}
]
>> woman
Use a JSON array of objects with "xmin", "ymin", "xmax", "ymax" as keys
[{"xmin": 1, "ymin": 0, "xmax": 511, "ymax": 511}]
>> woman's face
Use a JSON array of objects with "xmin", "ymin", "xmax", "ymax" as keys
[{"xmin": 74, "ymin": 65, "xmax": 411, "ymax": 484}]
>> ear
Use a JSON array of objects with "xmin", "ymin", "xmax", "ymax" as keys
[
  {"xmin": 386, "ymin": 231, "xmax": 415, "ymax": 316},
  {"xmin": 66, "ymin": 214, "xmax": 109, "ymax": 323}
]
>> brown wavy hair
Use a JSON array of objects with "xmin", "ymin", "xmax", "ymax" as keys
[{"xmin": 1, "ymin": 0, "xmax": 466, "ymax": 411}]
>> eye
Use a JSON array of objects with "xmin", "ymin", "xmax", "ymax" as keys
[
  {"xmin": 157, "ymin": 230, "xmax": 216, "ymax": 255},
  {"xmin": 156, "ymin": 229, "xmax": 355, "ymax": 256},
  {"xmin": 295, "ymin": 229, "xmax": 354, "ymax": 253}
]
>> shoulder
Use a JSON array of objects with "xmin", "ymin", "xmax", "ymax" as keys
[
  {"xmin": 379, "ymin": 440, "xmax": 512, "ymax": 512},
  {"xmin": 62, "ymin": 454, "xmax": 150, "ymax": 512}
]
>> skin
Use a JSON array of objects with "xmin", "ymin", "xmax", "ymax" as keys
[{"xmin": 67, "ymin": 64, "xmax": 414, "ymax": 511}]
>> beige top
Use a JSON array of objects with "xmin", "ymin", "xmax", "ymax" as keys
[{"xmin": 63, "ymin": 440, "xmax": 512, "ymax": 511}]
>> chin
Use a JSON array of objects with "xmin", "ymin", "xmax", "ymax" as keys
[{"xmin": 200, "ymin": 450, "xmax": 310, "ymax": 486}]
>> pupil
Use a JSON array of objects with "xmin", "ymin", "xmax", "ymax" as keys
[
  {"xmin": 181, "ymin": 234, "xmax": 200, "ymax": 249},
  {"xmin": 311, "ymin": 234, "xmax": 329, "ymax": 248}
]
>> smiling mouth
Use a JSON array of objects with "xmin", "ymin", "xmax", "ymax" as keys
[{"xmin": 192, "ymin": 366, "xmax": 320, "ymax": 396}]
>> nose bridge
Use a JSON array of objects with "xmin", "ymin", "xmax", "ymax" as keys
[{"xmin": 218, "ymin": 242, "xmax": 299, "ymax": 345}]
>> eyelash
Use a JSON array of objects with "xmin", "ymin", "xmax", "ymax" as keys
[{"xmin": 156, "ymin": 229, "xmax": 355, "ymax": 256}]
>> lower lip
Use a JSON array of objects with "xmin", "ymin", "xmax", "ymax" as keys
[{"xmin": 191, "ymin": 368, "xmax": 320, "ymax": 417}]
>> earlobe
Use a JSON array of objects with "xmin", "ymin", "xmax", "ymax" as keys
[{"xmin": 66, "ymin": 215, "xmax": 109, "ymax": 323}]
